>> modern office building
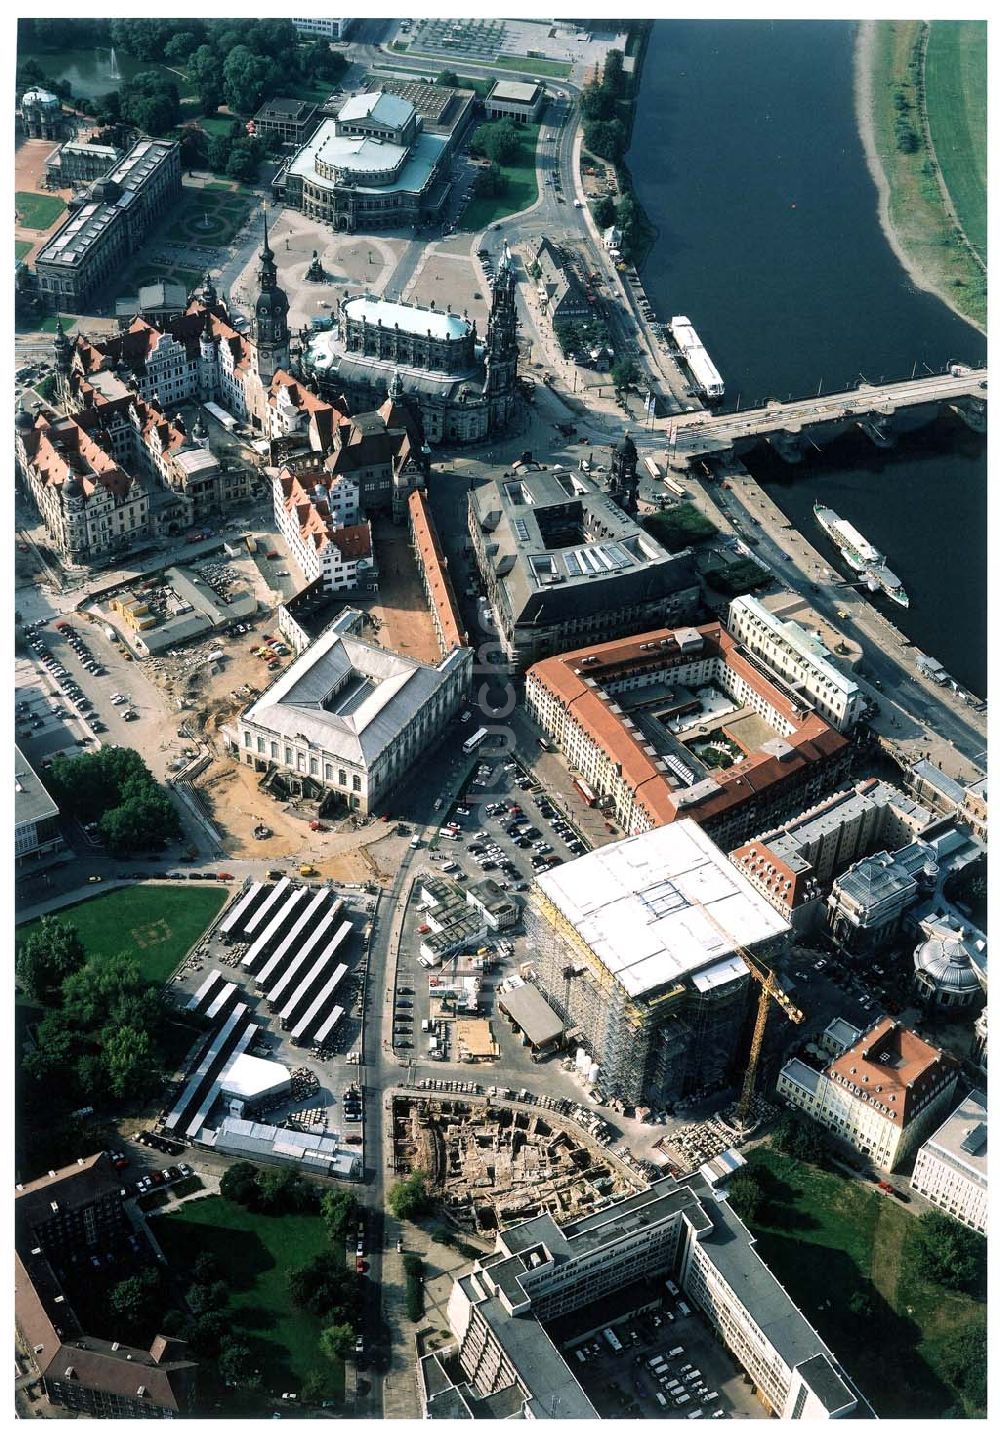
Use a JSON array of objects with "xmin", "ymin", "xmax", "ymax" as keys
[
  {"xmin": 15, "ymin": 1155, "xmax": 196, "ymax": 1417},
  {"xmin": 233, "ymin": 608, "xmax": 471, "ymax": 813},
  {"xmin": 524, "ymin": 820, "xmax": 790, "ymax": 1107},
  {"xmin": 730, "ymin": 778, "xmax": 936, "ymax": 930},
  {"xmin": 32, "ymin": 139, "xmax": 181, "ymax": 311},
  {"xmin": 776, "ymin": 1017, "xmax": 958, "ymax": 1172},
  {"xmin": 275, "ymin": 90, "xmax": 450, "ymax": 231},
  {"xmin": 301, "ymin": 248, "xmax": 519, "ymax": 443},
  {"xmin": 526, "ymin": 621, "xmax": 851, "ymax": 844},
  {"xmin": 911, "ymin": 1089, "xmax": 987, "ymax": 1234},
  {"xmin": 472, "ymin": 470, "xmax": 699, "ymax": 672},
  {"xmin": 291, "ymin": 18, "xmax": 353, "ymax": 40},
  {"xmin": 14, "ymin": 744, "xmax": 63, "ymax": 863},
  {"xmin": 424, "ymin": 1171, "xmax": 864, "ymax": 1419},
  {"xmin": 727, "ymin": 594, "xmax": 865, "ymax": 732}
]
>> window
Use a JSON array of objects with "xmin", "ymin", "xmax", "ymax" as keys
[
  {"xmin": 352, "ymin": 775, "xmax": 361, "ymax": 792},
  {"xmin": 244, "ymin": 731, "xmax": 252, "ymax": 747}
]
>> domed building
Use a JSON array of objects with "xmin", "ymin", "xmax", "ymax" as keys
[{"xmin": 913, "ymin": 914, "xmax": 987, "ymax": 1012}]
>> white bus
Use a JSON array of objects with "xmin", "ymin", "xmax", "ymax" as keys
[
  {"xmin": 462, "ymin": 726, "xmax": 490, "ymax": 754},
  {"xmin": 602, "ymin": 1327, "xmax": 623, "ymax": 1354}
]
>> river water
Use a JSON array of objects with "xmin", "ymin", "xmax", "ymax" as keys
[{"xmin": 628, "ymin": 20, "xmax": 987, "ymax": 697}]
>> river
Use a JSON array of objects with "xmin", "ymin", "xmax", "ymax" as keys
[{"xmin": 628, "ymin": 20, "xmax": 986, "ymax": 697}]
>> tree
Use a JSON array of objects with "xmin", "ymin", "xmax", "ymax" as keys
[
  {"xmin": 187, "ymin": 44, "xmax": 222, "ymax": 115},
  {"xmin": 611, "ymin": 357, "xmax": 640, "ymax": 392},
  {"xmin": 476, "ymin": 161, "xmax": 507, "ymax": 198},
  {"xmin": 192, "ymin": 1252, "xmax": 222, "ymax": 1284},
  {"xmin": 16, "ymin": 917, "xmax": 86, "ymax": 1003},
  {"xmin": 602, "ymin": 49, "xmax": 626, "ymax": 97},
  {"xmin": 102, "ymin": 1024, "xmax": 161, "ymax": 1100},
  {"xmin": 179, "ymin": 124, "xmax": 209, "ymax": 170},
  {"xmin": 255, "ymin": 1166, "xmax": 318, "ymax": 1214},
  {"xmin": 470, "ymin": 119, "xmax": 521, "ymax": 166},
  {"xmin": 910, "ymin": 1210, "xmax": 986, "ymax": 1294},
  {"xmin": 583, "ymin": 118, "xmax": 626, "ymax": 162},
  {"xmin": 321, "ymin": 1189, "xmax": 360, "ymax": 1244},
  {"xmin": 187, "ymin": 1279, "xmax": 229, "ymax": 1315},
  {"xmin": 937, "ymin": 1315, "xmax": 987, "ymax": 1410},
  {"xmin": 222, "ymin": 45, "xmax": 274, "ymax": 115},
  {"xmin": 725, "ymin": 1167, "xmax": 767, "ymax": 1225},
  {"xmin": 386, "ymin": 1170, "xmax": 433, "ymax": 1221},
  {"xmin": 219, "ymin": 1160, "xmax": 262, "ymax": 1207},
  {"xmin": 109, "ymin": 1266, "xmax": 163, "ymax": 1339},
  {"xmin": 591, "ymin": 194, "xmax": 617, "ymax": 230},
  {"xmin": 319, "ymin": 1322, "xmax": 355, "ymax": 1362},
  {"xmin": 60, "ymin": 953, "xmax": 148, "ymax": 1031},
  {"xmin": 187, "ymin": 1310, "xmax": 228, "ymax": 1357},
  {"xmin": 436, "ymin": 70, "xmax": 459, "ymax": 87},
  {"xmin": 118, "ymin": 71, "xmax": 180, "ymax": 136},
  {"xmin": 289, "ymin": 1253, "xmax": 361, "ymax": 1321},
  {"xmin": 580, "ymin": 81, "xmax": 614, "ymax": 122},
  {"xmin": 772, "ymin": 1112, "xmax": 826, "ymax": 1163},
  {"xmin": 164, "ymin": 31, "xmax": 200, "ymax": 64},
  {"xmin": 217, "ymin": 1338, "xmax": 260, "ymax": 1391}
]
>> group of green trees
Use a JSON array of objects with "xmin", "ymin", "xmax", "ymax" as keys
[
  {"xmin": 45, "ymin": 747, "xmax": 181, "ymax": 855},
  {"xmin": 891, "ymin": 84, "xmax": 921, "ymax": 154},
  {"xmin": 581, "ymin": 50, "xmax": 629, "ymax": 163},
  {"xmin": 386, "ymin": 1169, "xmax": 434, "ymax": 1221},
  {"xmin": 469, "ymin": 117, "xmax": 529, "ymax": 200},
  {"xmin": 591, "ymin": 190, "xmax": 644, "ymax": 262},
  {"xmin": 18, "ymin": 919, "xmax": 168, "ymax": 1109}
]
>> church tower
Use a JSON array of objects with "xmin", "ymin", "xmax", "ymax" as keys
[
  {"xmin": 607, "ymin": 433, "xmax": 639, "ymax": 514},
  {"xmin": 250, "ymin": 213, "xmax": 290, "ymax": 388},
  {"xmin": 483, "ymin": 243, "xmax": 518, "ymax": 435},
  {"xmin": 52, "ymin": 317, "xmax": 73, "ymax": 409}
]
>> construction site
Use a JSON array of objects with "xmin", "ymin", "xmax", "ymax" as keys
[{"xmin": 390, "ymin": 1093, "xmax": 640, "ymax": 1235}]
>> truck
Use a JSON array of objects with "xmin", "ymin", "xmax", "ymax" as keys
[
  {"xmin": 299, "ymin": 864, "xmax": 318, "ymax": 877},
  {"xmin": 103, "ymin": 624, "xmax": 120, "ymax": 644}
]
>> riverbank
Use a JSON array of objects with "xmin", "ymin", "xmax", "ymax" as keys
[{"xmin": 855, "ymin": 20, "xmax": 986, "ymax": 335}]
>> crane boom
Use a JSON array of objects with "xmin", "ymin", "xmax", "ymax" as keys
[{"xmin": 735, "ymin": 945, "xmax": 804, "ymax": 1127}]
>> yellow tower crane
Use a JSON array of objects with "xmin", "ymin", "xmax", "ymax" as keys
[{"xmin": 736, "ymin": 946, "xmax": 805, "ymax": 1129}]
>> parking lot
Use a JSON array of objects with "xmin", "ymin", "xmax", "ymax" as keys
[
  {"xmin": 557, "ymin": 1295, "xmax": 769, "ymax": 1421},
  {"xmin": 164, "ymin": 878, "xmax": 377, "ymax": 1141},
  {"xmin": 389, "ymin": 741, "xmax": 595, "ymax": 1061}
]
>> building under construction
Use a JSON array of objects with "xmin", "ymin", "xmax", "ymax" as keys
[{"xmin": 524, "ymin": 820, "xmax": 790, "ymax": 1108}]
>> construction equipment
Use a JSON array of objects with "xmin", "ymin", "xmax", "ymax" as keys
[{"xmin": 736, "ymin": 946, "xmax": 804, "ymax": 1129}]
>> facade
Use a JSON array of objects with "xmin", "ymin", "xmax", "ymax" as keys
[
  {"xmin": 234, "ymin": 608, "xmax": 472, "ymax": 813},
  {"xmin": 408, "ymin": 489, "xmax": 469, "ymax": 656},
  {"xmin": 16, "ymin": 370, "xmax": 249, "ymax": 564},
  {"xmin": 33, "ymin": 140, "xmax": 182, "ymax": 311},
  {"xmin": 275, "ymin": 90, "xmax": 450, "ymax": 232},
  {"xmin": 526, "ymin": 621, "xmax": 851, "ymax": 845},
  {"xmin": 961, "ymin": 777, "xmax": 988, "ymax": 844},
  {"xmin": 776, "ymin": 1017, "xmax": 958, "ymax": 1171},
  {"xmin": 826, "ymin": 842, "xmax": 938, "ymax": 954},
  {"xmin": 525, "ymin": 820, "xmax": 790, "ymax": 1107},
  {"xmin": 301, "ymin": 248, "xmax": 518, "ymax": 443},
  {"xmin": 730, "ymin": 778, "xmax": 935, "ymax": 930},
  {"xmin": 274, "ymin": 466, "xmax": 374, "ymax": 592},
  {"xmin": 45, "ymin": 138, "xmax": 122, "ymax": 188},
  {"xmin": 428, "ymin": 1172, "xmax": 863, "ymax": 1419},
  {"xmin": 727, "ymin": 594, "xmax": 865, "ymax": 732},
  {"xmin": 15, "ymin": 743, "xmax": 63, "ymax": 863},
  {"xmin": 251, "ymin": 97, "xmax": 320, "ymax": 145},
  {"xmin": 531, "ymin": 237, "xmax": 590, "ymax": 328},
  {"xmin": 911, "ymin": 1089, "xmax": 987, "ymax": 1234},
  {"xmin": 485, "ymin": 79, "xmax": 545, "ymax": 123},
  {"xmin": 15, "ymin": 1155, "xmax": 196, "ymax": 1417},
  {"xmin": 471, "ymin": 469, "xmax": 699, "ymax": 672}
]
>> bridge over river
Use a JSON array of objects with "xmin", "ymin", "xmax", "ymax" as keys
[{"xmin": 667, "ymin": 369, "xmax": 987, "ymax": 466}]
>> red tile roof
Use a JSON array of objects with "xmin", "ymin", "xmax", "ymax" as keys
[
  {"xmin": 827, "ymin": 1018, "xmax": 957, "ymax": 1126},
  {"xmin": 408, "ymin": 489, "xmax": 467, "ymax": 654}
]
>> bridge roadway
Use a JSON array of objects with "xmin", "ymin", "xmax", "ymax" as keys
[{"xmin": 669, "ymin": 371, "xmax": 987, "ymax": 458}]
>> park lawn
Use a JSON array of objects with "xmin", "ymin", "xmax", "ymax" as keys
[
  {"xmin": 924, "ymin": 20, "xmax": 986, "ymax": 261},
  {"xmin": 15, "ymin": 191, "xmax": 66, "ymax": 230},
  {"xmin": 459, "ymin": 123, "xmax": 540, "ymax": 232},
  {"xmin": 156, "ymin": 1196, "xmax": 344, "ymax": 1401},
  {"xmin": 492, "ymin": 54, "xmax": 571, "ymax": 78},
  {"xmin": 163, "ymin": 189, "xmax": 254, "ymax": 246},
  {"xmin": 15, "ymin": 239, "xmax": 33, "ymax": 262},
  {"xmin": 38, "ymin": 312, "xmax": 75, "ymax": 333},
  {"xmin": 17, "ymin": 884, "xmax": 227, "ymax": 986},
  {"xmin": 745, "ymin": 1147, "xmax": 985, "ymax": 1417},
  {"xmin": 198, "ymin": 114, "xmax": 240, "ymax": 138}
]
